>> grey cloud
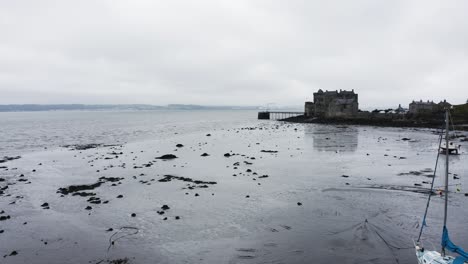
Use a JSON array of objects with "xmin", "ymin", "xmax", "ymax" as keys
[{"xmin": 1, "ymin": 0, "xmax": 467, "ymax": 107}]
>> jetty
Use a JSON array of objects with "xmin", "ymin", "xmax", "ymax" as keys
[{"xmin": 258, "ymin": 111, "xmax": 304, "ymax": 120}]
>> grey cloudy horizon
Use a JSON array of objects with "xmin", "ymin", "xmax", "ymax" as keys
[{"xmin": 1, "ymin": 0, "xmax": 468, "ymax": 108}]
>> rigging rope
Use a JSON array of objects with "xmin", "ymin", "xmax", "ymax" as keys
[{"xmin": 417, "ymin": 127, "xmax": 444, "ymax": 242}]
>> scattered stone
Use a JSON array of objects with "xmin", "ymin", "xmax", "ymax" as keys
[
  {"xmin": 201, "ymin": 153, "xmax": 210, "ymax": 157},
  {"xmin": 85, "ymin": 206, "xmax": 92, "ymax": 210},
  {"xmin": 341, "ymin": 175, "xmax": 349, "ymax": 178},
  {"xmin": 131, "ymin": 213, "xmax": 136, "ymax": 217},
  {"xmin": 401, "ymin": 138, "xmax": 411, "ymax": 141},
  {"xmin": 176, "ymin": 144, "xmax": 184, "ymax": 148},
  {"xmin": 0, "ymin": 156, "xmax": 21, "ymax": 163},
  {"xmin": 116, "ymin": 195, "xmax": 123, "ymax": 198},
  {"xmin": 224, "ymin": 153, "xmax": 232, "ymax": 157},
  {"xmin": 175, "ymin": 216, "xmax": 180, "ymax": 220},
  {"xmin": 161, "ymin": 205, "xmax": 170, "ymax": 210},
  {"xmin": 195, "ymin": 193, "xmax": 199, "ymax": 197},
  {"xmin": 245, "ymin": 195, "xmax": 250, "ymax": 198},
  {"xmin": 158, "ymin": 175, "xmax": 216, "ymax": 185},
  {"xmin": 297, "ymin": 202, "xmax": 302, "ymax": 206},
  {"xmin": 57, "ymin": 177, "xmax": 124, "ymax": 195},
  {"xmin": 63, "ymin": 144, "xmax": 102, "ymax": 150},
  {"xmin": 206, "ymin": 134, "xmax": 211, "ymax": 136}
]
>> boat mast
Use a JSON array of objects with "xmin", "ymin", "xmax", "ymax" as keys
[{"xmin": 442, "ymin": 108, "xmax": 449, "ymax": 256}]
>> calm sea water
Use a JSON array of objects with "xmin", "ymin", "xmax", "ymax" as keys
[{"xmin": 0, "ymin": 110, "xmax": 258, "ymax": 157}]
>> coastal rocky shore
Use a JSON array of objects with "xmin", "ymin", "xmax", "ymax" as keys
[{"xmin": 282, "ymin": 115, "xmax": 468, "ymax": 131}]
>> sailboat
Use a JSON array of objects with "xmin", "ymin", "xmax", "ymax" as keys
[{"xmin": 415, "ymin": 109, "xmax": 468, "ymax": 264}]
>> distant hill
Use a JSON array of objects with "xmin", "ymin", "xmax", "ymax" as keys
[{"xmin": 0, "ymin": 104, "xmax": 264, "ymax": 112}]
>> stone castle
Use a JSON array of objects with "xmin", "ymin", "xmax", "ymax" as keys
[
  {"xmin": 305, "ymin": 89, "xmax": 359, "ymax": 118},
  {"xmin": 408, "ymin": 100, "xmax": 451, "ymax": 115}
]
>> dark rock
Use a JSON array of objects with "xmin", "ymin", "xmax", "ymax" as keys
[
  {"xmin": 72, "ymin": 192, "xmax": 96, "ymax": 197},
  {"xmin": 85, "ymin": 206, "xmax": 92, "ymax": 210},
  {"xmin": 176, "ymin": 144, "xmax": 184, "ymax": 148},
  {"xmin": 201, "ymin": 153, "xmax": 210, "ymax": 157},
  {"xmin": 297, "ymin": 202, "xmax": 302, "ymax": 206},
  {"xmin": 245, "ymin": 195, "xmax": 250, "ymax": 198},
  {"xmin": 161, "ymin": 205, "xmax": 170, "ymax": 210},
  {"xmin": 341, "ymin": 175, "xmax": 349, "ymax": 178},
  {"xmin": 206, "ymin": 134, "xmax": 211, "ymax": 136},
  {"xmin": 224, "ymin": 153, "xmax": 231, "ymax": 157},
  {"xmin": 401, "ymin": 138, "xmax": 411, "ymax": 141},
  {"xmin": 116, "ymin": 195, "xmax": 123, "ymax": 198},
  {"xmin": 131, "ymin": 213, "xmax": 136, "ymax": 217},
  {"xmin": 106, "ymin": 228, "xmax": 113, "ymax": 232},
  {"xmin": 0, "ymin": 215, "xmax": 11, "ymax": 221},
  {"xmin": 9, "ymin": 251, "xmax": 18, "ymax": 256},
  {"xmin": 261, "ymin": 150, "xmax": 278, "ymax": 153},
  {"xmin": 155, "ymin": 154, "xmax": 178, "ymax": 160},
  {"xmin": 175, "ymin": 216, "xmax": 180, "ymax": 220},
  {"xmin": 87, "ymin": 197, "xmax": 101, "ymax": 204}
]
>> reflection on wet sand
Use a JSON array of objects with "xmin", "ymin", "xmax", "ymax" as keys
[{"xmin": 304, "ymin": 124, "xmax": 358, "ymax": 152}]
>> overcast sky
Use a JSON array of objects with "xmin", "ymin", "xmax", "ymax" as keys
[{"xmin": 1, "ymin": 0, "xmax": 467, "ymax": 108}]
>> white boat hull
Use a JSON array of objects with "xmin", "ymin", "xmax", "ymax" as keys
[{"xmin": 415, "ymin": 245, "xmax": 465, "ymax": 264}]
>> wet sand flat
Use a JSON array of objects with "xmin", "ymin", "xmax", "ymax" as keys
[{"xmin": 1, "ymin": 121, "xmax": 467, "ymax": 264}]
